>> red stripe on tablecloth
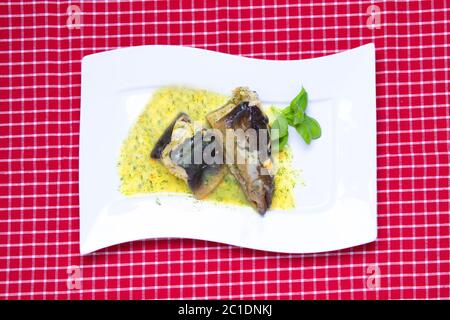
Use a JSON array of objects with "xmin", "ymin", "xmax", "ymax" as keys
[{"xmin": 0, "ymin": 0, "xmax": 449, "ymax": 299}]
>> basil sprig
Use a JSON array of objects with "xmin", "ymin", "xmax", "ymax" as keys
[{"xmin": 271, "ymin": 87, "xmax": 321, "ymax": 150}]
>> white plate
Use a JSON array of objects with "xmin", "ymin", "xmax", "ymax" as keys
[{"xmin": 79, "ymin": 44, "xmax": 377, "ymax": 254}]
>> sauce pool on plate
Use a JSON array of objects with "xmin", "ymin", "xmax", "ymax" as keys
[{"xmin": 118, "ymin": 87, "xmax": 299, "ymax": 210}]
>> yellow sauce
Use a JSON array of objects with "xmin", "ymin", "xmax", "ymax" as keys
[{"xmin": 118, "ymin": 87, "xmax": 299, "ymax": 210}]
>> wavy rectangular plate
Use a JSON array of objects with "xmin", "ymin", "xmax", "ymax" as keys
[{"xmin": 79, "ymin": 44, "xmax": 377, "ymax": 254}]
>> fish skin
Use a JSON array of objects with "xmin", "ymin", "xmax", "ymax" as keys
[
  {"xmin": 150, "ymin": 112, "xmax": 190, "ymax": 160},
  {"xmin": 206, "ymin": 87, "xmax": 274, "ymax": 214},
  {"xmin": 150, "ymin": 113, "xmax": 226, "ymax": 199}
]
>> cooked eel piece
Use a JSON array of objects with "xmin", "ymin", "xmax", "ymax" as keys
[
  {"xmin": 206, "ymin": 87, "xmax": 275, "ymax": 214},
  {"xmin": 151, "ymin": 113, "xmax": 226, "ymax": 199}
]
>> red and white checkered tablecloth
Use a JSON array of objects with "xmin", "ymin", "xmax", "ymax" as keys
[{"xmin": 0, "ymin": 0, "xmax": 449, "ymax": 300}]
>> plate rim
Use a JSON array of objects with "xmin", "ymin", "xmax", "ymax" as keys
[{"xmin": 79, "ymin": 43, "xmax": 377, "ymax": 255}]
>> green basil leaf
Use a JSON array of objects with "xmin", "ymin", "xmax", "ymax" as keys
[
  {"xmin": 271, "ymin": 87, "xmax": 320, "ymax": 147},
  {"xmin": 271, "ymin": 115, "xmax": 289, "ymax": 152},
  {"xmin": 271, "ymin": 128, "xmax": 289, "ymax": 152},
  {"xmin": 292, "ymin": 109, "xmax": 305, "ymax": 125},
  {"xmin": 271, "ymin": 115, "xmax": 288, "ymax": 138},
  {"xmin": 271, "ymin": 120, "xmax": 280, "ymax": 138},
  {"xmin": 284, "ymin": 112, "xmax": 295, "ymax": 126},
  {"xmin": 278, "ymin": 134, "xmax": 289, "ymax": 150},
  {"xmin": 277, "ymin": 115, "xmax": 289, "ymax": 137},
  {"xmin": 300, "ymin": 89, "xmax": 308, "ymax": 112},
  {"xmin": 295, "ymin": 123, "xmax": 311, "ymax": 145},
  {"xmin": 304, "ymin": 115, "xmax": 321, "ymax": 139},
  {"xmin": 282, "ymin": 106, "xmax": 292, "ymax": 116},
  {"xmin": 290, "ymin": 87, "xmax": 308, "ymax": 112}
]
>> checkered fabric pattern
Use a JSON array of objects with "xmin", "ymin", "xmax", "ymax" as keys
[{"xmin": 0, "ymin": 0, "xmax": 449, "ymax": 299}]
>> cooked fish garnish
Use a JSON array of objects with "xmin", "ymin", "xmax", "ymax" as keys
[
  {"xmin": 151, "ymin": 113, "xmax": 226, "ymax": 199},
  {"xmin": 207, "ymin": 87, "xmax": 275, "ymax": 214}
]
